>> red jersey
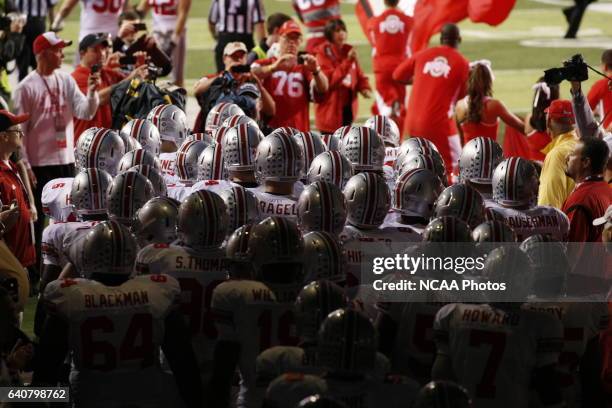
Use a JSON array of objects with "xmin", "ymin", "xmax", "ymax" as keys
[
  {"xmin": 393, "ymin": 45, "xmax": 469, "ymax": 138},
  {"xmin": 253, "ymin": 57, "xmax": 320, "ymax": 131},
  {"xmin": 367, "ymin": 9, "xmax": 413, "ymax": 73},
  {"xmin": 72, "ymin": 65, "xmax": 125, "ymax": 142},
  {"xmin": 587, "ymin": 77, "xmax": 612, "ymax": 130}
]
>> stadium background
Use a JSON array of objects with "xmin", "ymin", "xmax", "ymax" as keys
[{"xmin": 18, "ymin": 0, "xmax": 612, "ymax": 336}]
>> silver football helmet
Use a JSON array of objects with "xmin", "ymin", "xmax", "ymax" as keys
[
  {"xmin": 398, "ymin": 151, "xmax": 447, "ymax": 186},
  {"xmin": 343, "ymin": 172, "xmax": 390, "ymax": 229},
  {"xmin": 472, "ymin": 220, "xmax": 517, "ymax": 243},
  {"xmin": 364, "ymin": 115, "xmax": 400, "ymax": 147},
  {"xmin": 294, "ymin": 131, "xmax": 326, "ymax": 179},
  {"xmin": 307, "ymin": 151, "xmax": 353, "ymax": 189},
  {"xmin": 218, "ymin": 185, "xmax": 259, "ymax": 231},
  {"xmin": 197, "ymin": 144, "xmax": 227, "ymax": 180},
  {"xmin": 303, "ymin": 232, "xmax": 348, "ymax": 285},
  {"xmin": 340, "ymin": 126, "xmax": 385, "ymax": 172},
  {"xmin": 120, "ymin": 119, "xmax": 161, "ymax": 156},
  {"xmin": 422, "ymin": 216, "xmax": 472, "ymax": 242},
  {"xmin": 146, "ymin": 104, "xmax": 188, "ymax": 145},
  {"xmin": 432, "ymin": 183, "xmax": 485, "ymax": 228},
  {"xmin": 321, "ymin": 133, "xmax": 341, "ymax": 151},
  {"xmin": 295, "ymin": 279, "xmax": 348, "ymax": 342},
  {"xmin": 178, "ymin": 190, "xmax": 229, "ymax": 249},
  {"xmin": 81, "ymin": 220, "xmax": 138, "ymax": 278},
  {"xmin": 106, "ymin": 171, "xmax": 155, "ymax": 225},
  {"xmin": 212, "ymin": 126, "xmax": 231, "ymax": 146},
  {"xmin": 205, "ymin": 102, "xmax": 245, "ymax": 134},
  {"xmin": 225, "ymin": 223, "xmax": 255, "ymax": 278},
  {"xmin": 268, "ymin": 126, "xmax": 300, "ymax": 138},
  {"xmin": 175, "ymin": 140, "xmax": 208, "ymax": 183},
  {"xmin": 222, "ymin": 113, "xmax": 258, "ymax": 128},
  {"xmin": 297, "ymin": 181, "xmax": 347, "ymax": 236},
  {"xmin": 117, "ymin": 148, "xmax": 161, "ymax": 174},
  {"xmin": 396, "ymin": 137, "xmax": 440, "ymax": 172},
  {"xmin": 70, "ymin": 168, "xmax": 113, "ymax": 216},
  {"xmin": 393, "ymin": 168, "xmax": 443, "ymax": 219},
  {"xmin": 132, "ymin": 196, "xmax": 180, "ymax": 247},
  {"xmin": 459, "ymin": 137, "xmax": 504, "ymax": 184},
  {"xmin": 185, "ymin": 132, "xmax": 214, "ymax": 146},
  {"xmin": 117, "ymin": 130, "xmax": 143, "ymax": 153},
  {"xmin": 76, "ymin": 127, "xmax": 125, "ymax": 176},
  {"xmin": 332, "ymin": 126, "xmax": 353, "ymax": 148},
  {"xmin": 255, "ymin": 132, "xmax": 304, "ymax": 183},
  {"xmin": 481, "ymin": 246, "xmax": 533, "ymax": 300},
  {"xmin": 126, "ymin": 165, "xmax": 167, "ymax": 196},
  {"xmin": 492, "ymin": 157, "xmax": 538, "ymax": 208},
  {"xmin": 318, "ymin": 308, "xmax": 377, "ymax": 373},
  {"xmin": 222, "ymin": 123, "xmax": 264, "ymax": 172}
]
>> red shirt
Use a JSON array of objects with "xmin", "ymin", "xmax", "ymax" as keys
[
  {"xmin": 71, "ymin": 66, "xmax": 125, "ymax": 141},
  {"xmin": 0, "ymin": 160, "xmax": 35, "ymax": 267},
  {"xmin": 588, "ymin": 77, "xmax": 612, "ymax": 130},
  {"xmin": 254, "ymin": 57, "xmax": 322, "ymax": 131},
  {"xmin": 393, "ymin": 45, "xmax": 469, "ymax": 138},
  {"xmin": 367, "ymin": 9, "xmax": 413, "ymax": 73}
]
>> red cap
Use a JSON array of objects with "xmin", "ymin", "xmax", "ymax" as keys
[
  {"xmin": 0, "ymin": 110, "xmax": 30, "ymax": 132},
  {"xmin": 544, "ymin": 99, "xmax": 574, "ymax": 121},
  {"xmin": 33, "ymin": 32, "xmax": 72, "ymax": 55},
  {"xmin": 278, "ymin": 20, "xmax": 302, "ymax": 36}
]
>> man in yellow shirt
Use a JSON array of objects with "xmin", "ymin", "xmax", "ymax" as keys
[{"xmin": 538, "ymin": 99, "xmax": 578, "ymax": 209}]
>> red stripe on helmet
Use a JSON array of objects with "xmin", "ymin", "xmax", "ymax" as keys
[
  {"xmin": 331, "ymin": 151, "xmax": 342, "ymax": 187},
  {"xmin": 238, "ymin": 124, "xmax": 249, "ymax": 166}
]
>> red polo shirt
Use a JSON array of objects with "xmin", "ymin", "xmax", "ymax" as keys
[{"xmin": 0, "ymin": 159, "xmax": 35, "ymax": 267}]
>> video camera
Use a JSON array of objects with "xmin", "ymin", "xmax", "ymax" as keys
[{"xmin": 544, "ymin": 54, "xmax": 589, "ymax": 85}]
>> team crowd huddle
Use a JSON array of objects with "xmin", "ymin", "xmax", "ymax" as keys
[{"xmin": 1, "ymin": 0, "xmax": 612, "ymax": 406}]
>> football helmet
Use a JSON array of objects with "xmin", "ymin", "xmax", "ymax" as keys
[
  {"xmin": 459, "ymin": 137, "xmax": 503, "ymax": 185},
  {"xmin": 146, "ymin": 104, "xmax": 188, "ymax": 145},
  {"xmin": 212, "ymin": 126, "xmax": 231, "ymax": 145},
  {"xmin": 268, "ymin": 126, "xmax": 300, "ymax": 138},
  {"xmin": 395, "ymin": 137, "xmax": 440, "ymax": 171},
  {"xmin": 412, "ymin": 381, "xmax": 472, "ymax": 408},
  {"xmin": 222, "ymin": 113, "xmax": 258, "ymax": 128},
  {"xmin": 393, "ymin": 168, "xmax": 443, "ymax": 219},
  {"xmin": 472, "ymin": 220, "xmax": 517, "ymax": 243},
  {"xmin": 132, "ymin": 196, "xmax": 180, "ymax": 247},
  {"xmin": 222, "ymin": 123, "xmax": 264, "ymax": 172},
  {"xmin": 255, "ymin": 132, "xmax": 304, "ymax": 183},
  {"xmin": 422, "ymin": 216, "xmax": 472, "ymax": 242},
  {"xmin": 175, "ymin": 139, "xmax": 208, "ymax": 183},
  {"xmin": 106, "ymin": 171, "xmax": 155, "ymax": 225},
  {"xmin": 340, "ymin": 126, "xmax": 385, "ymax": 172},
  {"xmin": 226, "ymin": 223, "xmax": 254, "ymax": 264},
  {"xmin": 205, "ymin": 102, "xmax": 245, "ymax": 134},
  {"xmin": 318, "ymin": 308, "xmax": 377, "ymax": 373},
  {"xmin": 185, "ymin": 132, "xmax": 214, "ymax": 145},
  {"xmin": 302, "ymin": 232, "xmax": 348, "ymax": 285},
  {"xmin": 321, "ymin": 133, "xmax": 341, "ymax": 151},
  {"xmin": 492, "ymin": 157, "xmax": 538, "ymax": 208},
  {"xmin": 218, "ymin": 185, "xmax": 259, "ymax": 231},
  {"xmin": 343, "ymin": 172, "xmax": 390, "ymax": 229},
  {"xmin": 519, "ymin": 234, "xmax": 569, "ymax": 278},
  {"xmin": 81, "ymin": 220, "xmax": 138, "ymax": 278},
  {"xmin": 332, "ymin": 126, "xmax": 352, "ymax": 148},
  {"xmin": 117, "ymin": 148, "xmax": 161, "ymax": 174},
  {"xmin": 294, "ymin": 131, "xmax": 326, "ymax": 178},
  {"xmin": 307, "ymin": 151, "xmax": 353, "ymax": 189},
  {"xmin": 481, "ymin": 246, "xmax": 533, "ymax": 300},
  {"xmin": 197, "ymin": 144, "xmax": 227, "ymax": 180},
  {"xmin": 177, "ymin": 190, "xmax": 228, "ymax": 249},
  {"xmin": 295, "ymin": 279, "xmax": 348, "ymax": 343},
  {"xmin": 120, "ymin": 119, "xmax": 161, "ymax": 156},
  {"xmin": 398, "ymin": 151, "xmax": 447, "ymax": 186},
  {"xmin": 364, "ymin": 115, "xmax": 400, "ymax": 147},
  {"xmin": 117, "ymin": 129, "xmax": 142, "ymax": 153},
  {"xmin": 297, "ymin": 181, "xmax": 347, "ymax": 236},
  {"xmin": 126, "ymin": 165, "xmax": 167, "ymax": 196},
  {"xmin": 432, "ymin": 184, "xmax": 485, "ymax": 228},
  {"xmin": 76, "ymin": 127, "xmax": 125, "ymax": 176},
  {"xmin": 70, "ymin": 168, "xmax": 113, "ymax": 216},
  {"xmin": 297, "ymin": 395, "xmax": 347, "ymax": 408}
]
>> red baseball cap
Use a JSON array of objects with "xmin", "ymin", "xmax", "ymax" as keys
[
  {"xmin": 0, "ymin": 110, "xmax": 30, "ymax": 132},
  {"xmin": 544, "ymin": 99, "xmax": 574, "ymax": 121},
  {"xmin": 278, "ymin": 20, "xmax": 302, "ymax": 37},
  {"xmin": 33, "ymin": 32, "xmax": 72, "ymax": 55}
]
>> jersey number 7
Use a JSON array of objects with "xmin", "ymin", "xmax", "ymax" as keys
[{"xmin": 469, "ymin": 329, "xmax": 506, "ymax": 399}]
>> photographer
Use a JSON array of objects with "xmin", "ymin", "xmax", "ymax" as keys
[
  {"xmin": 587, "ymin": 49, "xmax": 612, "ymax": 131},
  {"xmin": 71, "ymin": 33, "xmax": 148, "ymax": 141}
]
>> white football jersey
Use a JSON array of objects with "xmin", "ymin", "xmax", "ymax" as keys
[
  {"xmin": 43, "ymin": 275, "xmax": 180, "ymax": 407},
  {"xmin": 434, "ymin": 303, "xmax": 563, "ymax": 408},
  {"xmin": 41, "ymin": 220, "xmax": 100, "ymax": 268},
  {"xmin": 79, "ymin": 0, "xmax": 126, "ymax": 40},
  {"xmin": 149, "ymin": 0, "xmax": 178, "ymax": 32},
  {"xmin": 190, "ymin": 179, "xmax": 238, "ymax": 196},
  {"xmin": 384, "ymin": 146, "xmax": 398, "ymax": 184},
  {"xmin": 252, "ymin": 183, "xmax": 305, "ymax": 223},
  {"xmin": 166, "ymin": 181, "xmax": 191, "ymax": 202},
  {"xmin": 41, "ymin": 178, "xmax": 76, "ymax": 223},
  {"xmin": 485, "ymin": 202, "xmax": 570, "ymax": 241},
  {"xmin": 159, "ymin": 152, "xmax": 178, "ymax": 183},
  {"xmin": 212, "ymin": 280, "xmax": 298, "ymax": 408},
  {"xmin": 381, "ymin": 213, "xmax": 426, "ymax": 235}
]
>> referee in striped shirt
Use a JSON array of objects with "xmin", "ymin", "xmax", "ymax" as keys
[
  {"xmin": 15, "ymin": 0, "xmax": 57, "ymax": 80},
  {"xmin": 208, "ymin": 0, "xmax": 266, "ymax": 72}
]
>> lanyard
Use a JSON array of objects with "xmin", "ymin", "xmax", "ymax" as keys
[{"xmin": 40, "ymin": 73, "xmax": 61, "ymax": 112}]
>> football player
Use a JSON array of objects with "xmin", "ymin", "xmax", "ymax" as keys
[
  {"xmin": 307, "ymin": 151, "xmax": 353, "ymax": 190},
  {"xmin": 339, "ymin": 126, "xmax": 385, "ymax": 176},
  {"xmin": 40, "ymin": 176, "xmax": 77, "ymax": 224},
  {"xmin": 126, "ymin": 164, "xmax": 168, "ymax": 196},
  {"xmin": 167, "ymin": 139, "xmax": 208, "ymax": 201},
  {"xmin": 147, "ymin": 104, "xmax": 189, "ymax": 183},
  {"xmin": 32, "ymin": 221, "xmax": 203, "ymax": 408},
  {"xmin": 106, "ymin": 171, "xmax": 155, "ymax": 227},
  {"xmin": 297, "ymin": 181, "xmax": 346, "ymax": 237},
  {"xmin": 52, "ymin": 0, "xmax": 126, "ymax": 41},
  {"xmin": 458, "ymin": 137, "xmax": 504, "ymax": 201},
  {"xmin": 190, "ymin": 143, "xmax": 236, "ymax": 194},
  {"xmin": 205, "ymin": 102, "xmax": 245, "ymax": 136},
  {"xmin": 302, "ymin": 231, "xmax": 347, "ymax": 285},
  {"xmin": 132, "ymin": 196, "xmax": 180, "ymax": 247},
  {"xmin": 116, "ymin": 148, "xmax": 161, "ymax": 174},
  {"xmin": 364, "ymin": 115, "xmax": 400, "ymax": 182},
  {"xmin": 75, "ymin": 127, "xmax": 126, "ymax": 176},
  {"xmin": 120, "ymin": 119, "xmax": 162, "ymax": 156},
  {"xmin": 222, "ymin": 122, "xmax": 264, "ymax": 188},
  {"xmin": 294, "ymin": 131, "xmax": 326, "ymax": 183},
  {"xmin": 432, "ymin": 183, "xmax": 486, "ymax": 229},
  {"xmin": 218, "ymin": 185, "xmax": 260, "ymax": 232}
]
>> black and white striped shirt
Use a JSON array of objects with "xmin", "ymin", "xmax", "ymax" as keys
[
  {"xmin": 16, "ymin": 0, "xmax": 57, "ymax": 17},
  {"xmin": 208, "ymin": 0, "xmax": 265, "ymax": 35}
]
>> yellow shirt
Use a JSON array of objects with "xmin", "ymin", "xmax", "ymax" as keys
[{"xmin": 537, "ymin": 130, "xmax": 577, "ymax": 209}]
